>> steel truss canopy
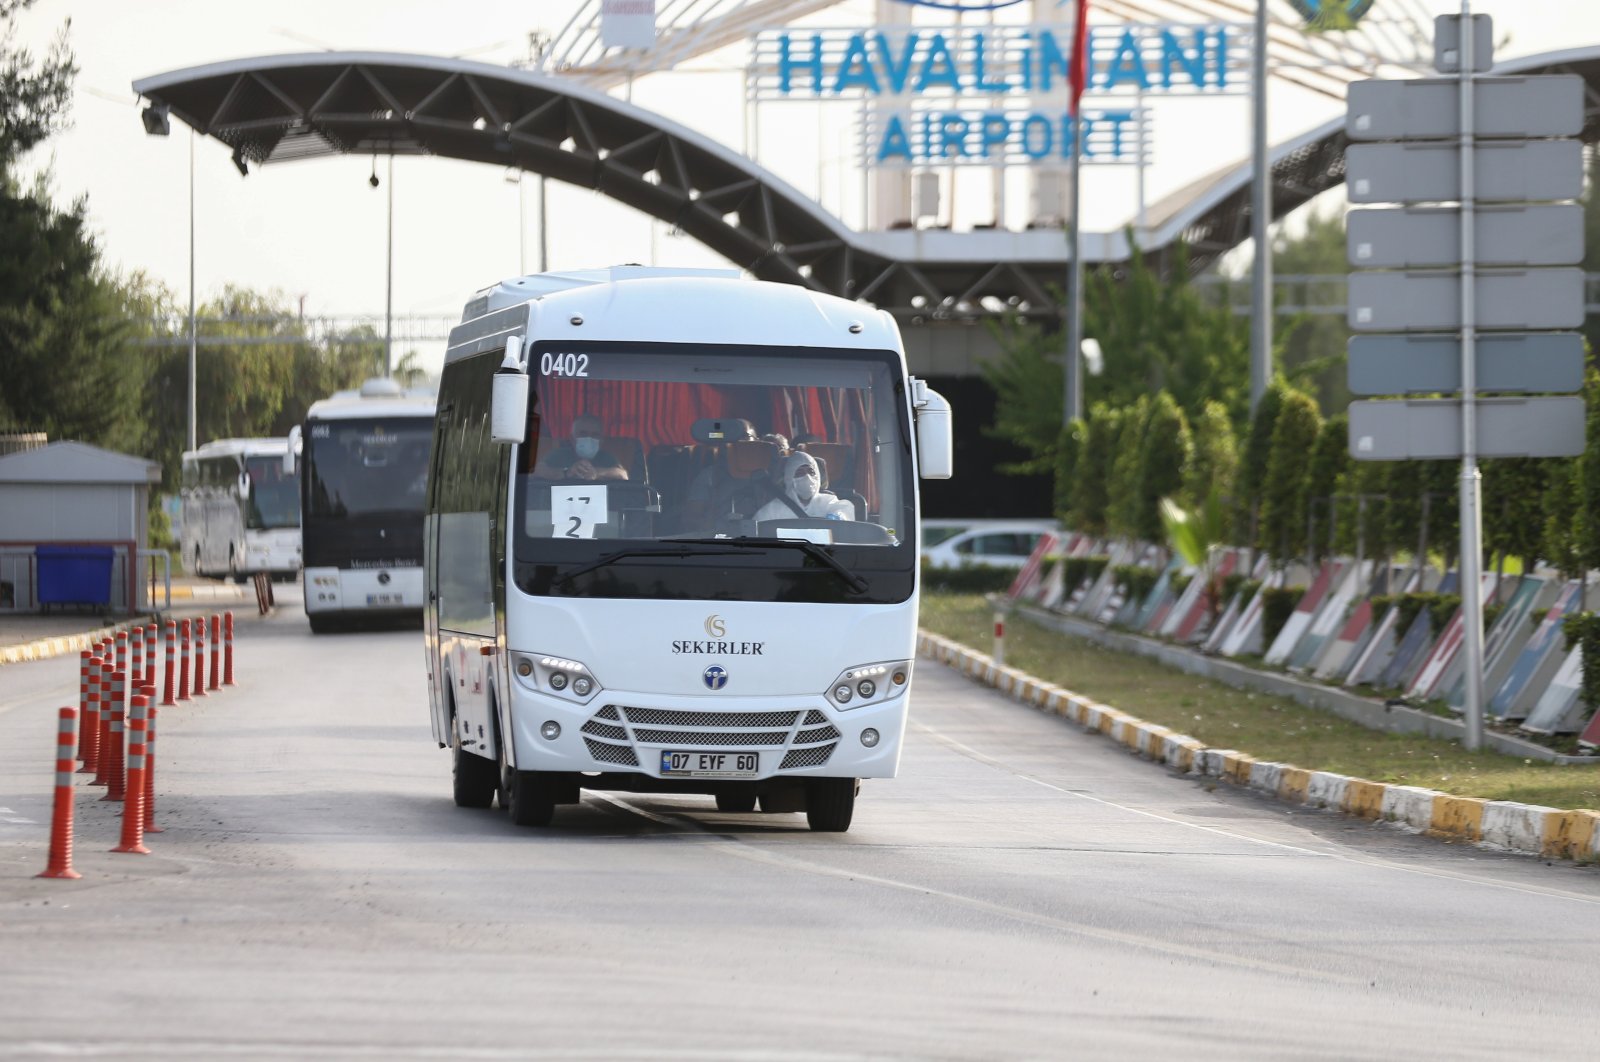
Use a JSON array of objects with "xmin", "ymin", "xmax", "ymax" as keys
[{"xmin": 133, "ymin": 43, "xmax": 1600, "ymax": 322}]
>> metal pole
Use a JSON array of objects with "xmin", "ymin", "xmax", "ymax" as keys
[
  {"xmin": 518, "ymin": 170, "xmax": 526, "ymax": 275},
  {"xmin": 538, "ymin": 176, "xmax": 549, "ymax": 274},
  {"xmin": 1249, "ymin": 0, "xmax": 1272, "ymax": 410},
  {"xmin": 384, "ymin": 154, "xmax": 394, "ymax": 378},
  {"xmin": 1458, "ymin": 1, "xmax": 1486, "ymax": 751},
  {"xmin": 187, "ymin": 129, "xmax": 197, "ymax": 453},
  {"xmin": 1063, "ymin": 110, "xmax": 1084, "ymax": 424}
]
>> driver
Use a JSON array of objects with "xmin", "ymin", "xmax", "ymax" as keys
[
  {"xmin": 535, "ymin": 413, "xmax": 630, "ymax": 482},
  {"xmin": 753, "ymin": 451, "xmax": 853, "ymax": 522}
]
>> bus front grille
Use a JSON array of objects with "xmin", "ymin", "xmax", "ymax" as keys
[
  {"xmin": 584, "ymin": 738, "xmax": 639, "ymax": 767},
  {"xmin": 585, "ymin": 705, "xmax": 845, "ymax": 772}
]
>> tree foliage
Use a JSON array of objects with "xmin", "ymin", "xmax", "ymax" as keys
[
  {"xmin": 1257, "ymin": 388, "xmax": 1322, "ymax": 561},
  {"xmin": 1069, "ymin": 403, "xmax": 1121, "ymax": 535},
  {"xmin": 1579, "ymin": 363, "xmax": 1600, "ymax": 573},
  {"xmin": 1302, "ymin": 413, "xmax": 1348, "ymax": 561},
  {"xmin": 1134, "ymin": 392, "xmax": 1192, "ymax": 544},
  {"xmin": 0, "ymin": 0, "xmax": 75, "ymax": 165},
  {"xmin": 1482, "ymin": 457, "xmax": 1549, "ymax": 572},
  {"xmin": 1270, "ymin": 208, "xmax": 1352, "ymax": 414},
  {"xmin": 1185, "ymin": 399, "xmax": 1237, "ymax": 513},
  {"xmin": 1106, "ymin": 394, "xmax": 1151, "ymax": 539}
]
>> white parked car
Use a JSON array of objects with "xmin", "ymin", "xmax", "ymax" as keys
[{"xmin": 921, "ymin": 519, "xmax": 1060, "ymax": 570}]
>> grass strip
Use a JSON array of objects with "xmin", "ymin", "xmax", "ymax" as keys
[{"xmin": 920, "ymin": 593, "xmax": 1600, "ymax": 810}]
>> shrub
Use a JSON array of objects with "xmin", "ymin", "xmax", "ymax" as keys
[
  {"xmin": 1113, "ymin": 563, "xmax": 1160, "ymax": 605},
  {"xmin": 1562, "ymin": 611, "xmax": 1600, "ymax": 718},
  {"xmin": 1261, "ymin": 586, "xmax": 1303, "ymax": 647},
  {"xmin": 920, "ymin": 561, "xmax": 1021, "ymax": 594}
]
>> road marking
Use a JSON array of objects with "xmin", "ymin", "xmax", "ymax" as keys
[
  {"xmin": 0, "ymin": 1044, "xmax": 860, "ymax": 1060},
  {"xmin": 912, "ymin": 719, "xmax": 1600, "ymax": 907},
  {"xmin": 589, "ymin": 792, "xmax": 1366, "ymax": 985}
]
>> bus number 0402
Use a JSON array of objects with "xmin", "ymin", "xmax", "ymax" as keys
[{"xmin": 540, "ymin": 352, "xmax": 589, "ymax": 378}]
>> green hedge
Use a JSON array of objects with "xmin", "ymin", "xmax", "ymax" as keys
[
  {"xmin": 1261, "ymin": 586, "xmax": 1303, "ymax": 648},
  {"xmin": 1564, "ymin": 611, "xmax": 1600, "ymax": 715},
  {"xmin": 1061, "ymin": 554, "xmax": 1112, "ymax": 592},
  {"xmin": 1113, "ymin": 564, "xmax": 1161, "ymax": 605},
  {"xmin": 921, "ymin": 562, "xmax": 1021, "ymax": 594}
]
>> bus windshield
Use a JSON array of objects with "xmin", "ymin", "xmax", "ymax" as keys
[
  {"xmin": 511, "ymin": 341, "xmax": 915, "ymax": 605},
  {"xmin": 305, "ymin": 417, "xmax": 433, "ymax": 520},
  {"xmin": 244, "ymin": 455, "xmax": 300, "ymax": 529}
]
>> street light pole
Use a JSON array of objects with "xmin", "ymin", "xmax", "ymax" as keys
[
  {"xmin": 187, "ymin": 128, "xmax": 197, "ymax": 452},
  {"xmin": 1250, "ymin": 0, "xmax": 1272, "ymax": 410},
  {"xmin": 384, "ymin": 154, "xmax": 394, "ymax": 379},
  {"xmin": 1458, "ymin": 0, "xmax": 1486, "ymax": 751}
]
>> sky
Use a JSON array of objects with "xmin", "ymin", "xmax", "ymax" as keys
[{"xmin": 11, "ymin": 0, "xmax": 1600, "ymax": 373}]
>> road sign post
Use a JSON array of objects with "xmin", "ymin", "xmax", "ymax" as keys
[{"xmin": 1344, "ymin": 8, "xmax": 1584, "ymax": 750}]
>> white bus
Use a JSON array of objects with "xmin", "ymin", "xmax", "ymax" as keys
[
  {"xmin": 180, "ymin": 438, "xmax": 301, "ymax": 581},
  {"xmin": 290, "ymin": 378, "xmax": 436, "ymax": 633},
  {"xmin": 425, "ymin": 267, "xmax": 951, "ymax": 832}
]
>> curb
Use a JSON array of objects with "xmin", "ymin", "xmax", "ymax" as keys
[
  {"xmin": 916, "ymin": 630, "xmax": 1600, "ymax": 863},
  {"xmin": 0, "ymin": 620, "xmax": 137, "ymax": 667}
]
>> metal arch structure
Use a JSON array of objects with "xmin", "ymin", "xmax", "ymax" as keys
[
  {"xmin": 132, "ymin": 46, "xmax": 1600, "ymax": 326},
  {"xmin": 131, "ymin": 51, "xmax": 1079, "ymax": 321}
]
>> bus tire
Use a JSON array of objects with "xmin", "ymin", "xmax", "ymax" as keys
[
  {"xmin": 715, "ymin": 786, "xmax": 757, "ymax": 813},
  {"xmin": 307, "ymin": 614, "xmax": 335, "ymax": 634},
  {"xmin": 452, "ymin": 724, "xmax": 498, "ymax": 809},
  {"xmin": 805, "ymin": 777, "xmax": 857, "ymax": 833},
  {"xmin": 504, "ymin": 769, "xmax": 556, "ymax": 827}
]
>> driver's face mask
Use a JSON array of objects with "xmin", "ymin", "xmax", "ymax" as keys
[{"xmin": 574, "ymin": 435, "xmax": 601, "ymax": 460}]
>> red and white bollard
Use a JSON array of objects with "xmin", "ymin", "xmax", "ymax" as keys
[
  {"xmin": 140, "ymin": 683, "xmax": 162, "ymax": 834},
  {"xmin": 177, "ymin": 619, "xmax": 192, "ymax": 703},
  {"xmin": 208, "ymin": 613, "xmax": 221, "ymax": 692},
  {"xmin": 223, "ymin": 612, "xmax": 235, "ymax": 686},
  {"xmin": 37, "ymin": 706, "xmax": 82, "ymax": 879},
  {"xmin": 162, "ymin": 620, "xmax": 177, "ymax": 706},
  {"xmin": 90, "ymin": 658, "xmax": 113, "ymax": 787},
  {"xmin": 993, "ymin": 609, "xmax": 1007, "ymax": 668},
  {"xmin": 101, "ymin": 669, "xmax": 127, "ymax": 803},
  {"xmin": 112, "ymin": 693, "xmax": 151, "ymax": 855},
  {"xmin": 130, "ymin": 629, "xmax": 143, "ymax": 694},
  {"xmin": 192, "ymin": 616, "xmax": 207, "ymax": 697},
  {"xmin": 143, "ymin": 624, "xmax": 156, "ymax": 686},
  {"xmin": 75, "ymin": 651, "xmax": 92, "ymax": 767},
  {"xmin": 114, "ymin": 630, "xmax": 128, "ymax": 680},
  {"xmin": 79, "ymin": 655, "xmax": 102, "ymax": 775}
]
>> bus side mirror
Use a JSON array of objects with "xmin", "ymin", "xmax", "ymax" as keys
[
  {"xmin": 491, "ymin": 336, "xmax": 529, "ymax": 445},
  {"xmin": 910, "ymin": 378, "xmax": 953, "ymax": 480},
  {"xmin": 284, "ymin": 425, "xmax": 300, "ymax": 475},
  {"xmin": 238, "ymin": 471, "xmax": 252, "ymax": 496}
]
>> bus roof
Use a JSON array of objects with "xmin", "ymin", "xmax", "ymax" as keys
[
  {"xmin": 447, "ymin": 270, "xmax": 900, "ymax": 365},
  {"xmin": 182, "ymin": 437, "xmax": 290, "ymax": 462},
  {"xmin": 305, "ymin": 378, "xmax": 437, "ymax": 422}
]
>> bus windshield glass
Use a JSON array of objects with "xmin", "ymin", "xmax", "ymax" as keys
[
  {"xmin": 511, "ymin": 341, "xmax": 915, "ymax": 605},
  {"xmin": 244, "ymin": 455, "xmax": 300, "ymax": 529},
  {"xmin": 304, "ymin": 418, "xmax": 433, "ymax": 520}
]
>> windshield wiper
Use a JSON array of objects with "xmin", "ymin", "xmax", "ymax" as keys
[
  {"xmin": 669, "ymin": 536, "xmax": 868, "ymax": 595},
  {"xmin": 552, "ymin": 544, "xmax": 745, "ymax": 588}
]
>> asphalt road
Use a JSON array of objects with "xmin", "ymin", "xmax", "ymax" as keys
[{"xmin": 2, "ymin": 591, "xmax": 1598, "ymax": 1060}]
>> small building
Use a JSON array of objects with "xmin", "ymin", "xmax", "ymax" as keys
[{"xmin": 0, "ymin": 441, "xmax": 164, "ymax": 614}]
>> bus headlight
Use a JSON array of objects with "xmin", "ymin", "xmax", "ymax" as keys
[
  {"xmin": 826, "ymin": 661, "xmax": 910, "ymax": 710},
  {"xmin": 511, "ymin": 652, "xmax": 602, "ymax": 704}
]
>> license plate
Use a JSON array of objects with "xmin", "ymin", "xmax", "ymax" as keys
[
  {"xmin": 366, "ymin": 593, "xmax": 403, "ymax": 606},
  {"xmin": 660, "ymin": 751, "xmax": 759, "ymax": 778}
]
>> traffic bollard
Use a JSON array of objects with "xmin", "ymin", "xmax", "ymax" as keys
[
  {"xmin": 143, "ymin": 624, "xmax": 157, "ymax": 686},
  {"xmin": 208, "ymin": 613, "xmax": 221, "ymax": 692},
  {"xmin": 993, "ymin": 609, "xmax": 1006, "ymax": 668},
  {"xmin": 114, "ymin": 629, "xmax": 127, "ymax": 679},
  {"xmin": 223, "ymin": 612, "xmax": 235, "ymax": 686},
  {"xmin": 141, "ymin": 683, "xmax": 162, "ymax": 834},
  {"xmin": 90, "ymin": 658, "xmax": 113, "ymax": 787},
  {"xmin": 75, "ymin": 651, "xmax": 92, "ymax": 768},
  {"xmin": 162, "ymin": 620, "xmax": 177, "ymax": 706},
  {"xmin": 130, "ymin": 629, "xmax": 143, "ymax": 694},
  {"xmin": 79, "ymin": 655, "xmax": 103, "ymax": 775},
  {"xmin": 101, "ymin": 670, "xmax": 127, "ymax": 802},
  {"xmin": 192, "ymin": 617, "xmax": 207, "ymax": 697},
  {"xmin": 112, "ymin": 693, "xmax": 150, "ymax": 855},
  {"xmin": 38, "ymin": 707, "xmax": 82, "ymax": 879},
  {"xmin": 178, "ymin": 619, "xmax": 192, "ymax": 703}
]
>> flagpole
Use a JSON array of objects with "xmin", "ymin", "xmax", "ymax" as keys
[{"xmin": 1062, "ymin": 0, "xmax": 1089, "ymax": 426}]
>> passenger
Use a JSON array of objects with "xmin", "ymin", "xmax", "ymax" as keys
[
  {"xmin": 682, "ymin": 419, "xmax": 758, "ymax": 524},
  {"xmin": 753, "ymin": 451, "xmax": 853, "ymax": 522},
  {"xmin": 536, "ymin": 413, "xmax": 630, "ymax": 482},
  {"xmin": 761, "ymin": 432, "xmax": 790, "ymax": 456}
]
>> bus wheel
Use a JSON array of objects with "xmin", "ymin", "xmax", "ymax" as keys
[
  {"xmin": 228, "ymin": 548, "xmax": 244, "ymax": 583},
  {"xmin": 503, "ymin": 769, "xmax": 556, "ymax": 828},
  {"xmin": 715, "ymin": 785, "xmax": 757, "ymax": 813},
  {"xmin": 452, "ymin": 723, "xmax": 498, "ymax": 809},
  {"xmin": 805, "ymin": 778, "xmax": 858, "ymax": 833}
]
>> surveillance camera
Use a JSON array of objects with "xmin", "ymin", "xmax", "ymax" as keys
[{"xmin": 141, "ymin": 104, "xmax": 171, "ymax": 137}]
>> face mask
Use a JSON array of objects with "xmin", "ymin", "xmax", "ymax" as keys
[
  {"xmin": 574, "ymin": 437, "xmax": 600, "ymax": 460},
  {"xmin": 793, "ymin": 471, "xmax": 818, "ymax": 503}
]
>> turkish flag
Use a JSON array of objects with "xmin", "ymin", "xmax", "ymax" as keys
[{"xmin": 1070, "ymin": 0, "xmax": 1090, "ymax": 117}]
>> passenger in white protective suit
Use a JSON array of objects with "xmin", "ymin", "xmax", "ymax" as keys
[{"xmin": 753, "ymin": 452, "xmax": 854, "ymax": 523}]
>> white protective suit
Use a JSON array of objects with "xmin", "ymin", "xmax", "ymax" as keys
[{"xmin": 753, "ymin": 451, "xmax": 854, "ymax": 522}]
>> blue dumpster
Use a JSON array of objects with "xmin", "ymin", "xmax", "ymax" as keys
[{"xmin": 36, "ymin": 545, "xmax": 115, "ymax": 608}]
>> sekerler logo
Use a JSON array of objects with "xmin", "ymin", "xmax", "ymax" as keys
[
  {"xmin": 704, "ymin": 614, "xmax": 726, "ymax": 638},
  {"xmin": 890, "ymin": 0, "xmax": 1029, "ymax": 9},
  {"xmin": 1287, "ymin": 0, "xmax": 1375, "ymax": 30},
  {"xmin": 703, "ymin": 665, "xmax": 728, "ymax": 691}
]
